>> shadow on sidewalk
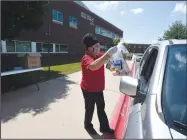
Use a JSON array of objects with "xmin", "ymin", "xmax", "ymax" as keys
[{"xmin": 1, "ymin": 72, "xmax": 77, "ymax": 123}]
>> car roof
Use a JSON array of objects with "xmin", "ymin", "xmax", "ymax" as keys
[
  {"xmin": 151, "ymin": 39, "xmax": 187, "ymax": 47},
  {"xmin": 148, "ymin": 39, "xmax": 186, "ymax": 52}
]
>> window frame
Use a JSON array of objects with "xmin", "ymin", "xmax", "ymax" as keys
[
  {"xmin": 139, "ymin": 47, "xmax": 152, "ymax": 75},
  {"xmin": 36, "ymin": 42, "xmax": 53, "ymax": 53},
  {"xmin": 52, "ymin": 9, "xmax": 63, "ymax": 24},
  {"xmin": 69, "ymin": 16, "xmax": 78, "ymax": 29},
  {"xmin": 6, "ymin": 40, "xmax": 32, "ymax": 53},
  {"xmin": 138, "ymin": 47, "xmax": 158, "ymax": 94},
  {"xmin": 55, "ymin": 44, "xmax": 68, "ymax": 53},
  {"xmin": 0, "ymin": 41, "xmax": 2, "ymax": 52},
  {"xmin": 15, "ymin": 41, "xmax": 32, "ymax": 52}
]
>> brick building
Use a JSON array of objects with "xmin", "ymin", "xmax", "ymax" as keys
[
  {"xmin": 126, "ymin": 43, "xmax": 151, "ymax": 53},
  {"xmin": 1, "ymin": 1, "xmax": 123, "ymax": 72}
]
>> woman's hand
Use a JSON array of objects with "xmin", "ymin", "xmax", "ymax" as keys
[
  {"xmin": 112, "ymin": 70, "xmax": 120, "ymax": 76},
  {"xmin": 111, "ymin": 69, "xmax": 130, "ymax": 76},
  {"xmin": 106, "ymin": 46, "xmax": 118, "ymax": 57}
]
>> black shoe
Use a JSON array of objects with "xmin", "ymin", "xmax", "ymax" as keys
[
  {"xmin": 100, "ymin": 128, "xmax": 115, "ymax": 134},
  {"xmin": 85, "ymin": 127, "xmax": 97, "ymax": 135}
]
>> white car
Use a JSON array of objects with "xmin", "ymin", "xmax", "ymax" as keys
[{"xmin": 119, "ymin": 40, "xmax": 187, "ymax": 139}]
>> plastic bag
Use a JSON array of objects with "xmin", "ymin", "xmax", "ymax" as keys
[{"xmin": 106, "ymin": 38, "xmax": 130, "ymax": 74}]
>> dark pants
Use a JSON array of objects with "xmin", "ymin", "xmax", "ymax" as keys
[{"xmin": 81, "ymin": 88, "xmax": 110, "ymax": 130}]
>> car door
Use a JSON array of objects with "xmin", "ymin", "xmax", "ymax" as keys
[{"xmin": 125, "ymin": 47, "xmax": 159, "ymax": 139}]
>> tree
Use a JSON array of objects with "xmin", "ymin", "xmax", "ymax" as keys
[
  {"xmin": 161, "ymin": 20, "xmax": 187, "ymax": 40},
  {"xmin": 1, "ymin": 1, "xmax": 49, "ymax": 40},
  {"xmin": 122, "ymin": 42, "xmax": 128, "ymax": 47},
  {"xmin": 158, "ymin": 37, "xmax": 164, "ymax": 41},
  {"xmin": 112, "ymin": 38, "xmax": 120, "ymax": 46}
]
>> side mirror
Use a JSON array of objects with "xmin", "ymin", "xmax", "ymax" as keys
[{"xmin": 119, "ymin": 76, "xmax": 138, "ymax": 97}]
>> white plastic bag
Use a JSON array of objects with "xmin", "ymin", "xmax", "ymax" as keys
[{"xmin": 106, "ymin": 38, "xmax": 130, "ymax": 74}]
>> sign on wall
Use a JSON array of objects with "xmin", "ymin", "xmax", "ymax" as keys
[{"xmin": 81, "ymin": 12, "xmax": 94, "ymax": 26}]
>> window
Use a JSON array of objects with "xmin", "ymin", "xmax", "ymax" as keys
[
  {"xmin": 69, "ymin": 16, "xmax": 77, "ymax": 28},
  {"xmin": 139, "ymin": 47, "xmax": 151, "ymax": 68},
  {"xmin": 55, "ymin": 44, "xmax": 68, "ymax": 52},
  {"xmin": 52, "ymin": 10, "xmax": 63, "ymax": 23},
  {"xmin": 95, "ymin": 25, "xmax": 119, "ymax": 39},
  {"xmin": 95, "ymin": 26, "xmax": 100, "ymax": 34},
  {"xmin": 6, "ymin": 41, "xmax": 15, "ymax": 52},
  {"xmin": 162, "ymin": 45, "xmax": 187, "ymax": 135},
  {"xmin": 100, "ymin": 28, "xmax": 107, "ymax": 37},
  {"xmin": 36, "ymin": 42, "xmax": 42, "ymax": 52},
  {"xmin": 115, "ymin": 34, "xmax": 119, "ymax": 39},
  {"xmin": 138, "ymin": 48, "xmax": 158, "ymax": 94},
  {"xmin": 100, "ymin": 45, "xmax": 106, "ymax": 52},
  {"xmin": 112, "ymin": 33, "xmax": 116, "ymax": 39},
  {"xmin": 43, "ymin": 43, "xmax": 53, "ymax": 52},
  {"xmin": 6, "ymin": 40, "xmax": 31, "ymax": 52},
  {"xmin": 16, "ymin": 41, "xmax": 31, "ymax": 52},
  {"xmin": 36, "ymin": 42, "xmax": 53, "ymax": 52},
  {"xmin": 107, "ymin": 31, "xmax": 112, "ymax": 38}
]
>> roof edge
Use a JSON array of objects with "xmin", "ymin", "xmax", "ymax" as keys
[{"xmin": 71, "ymin": 1, "xmax": 123, "ymax": 33}]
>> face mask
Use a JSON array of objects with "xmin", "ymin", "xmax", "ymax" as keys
[
  {"xmin": 92, "ymin": 43, "xmax": 100, "ymax": 53},
  {"xmin": 93, "ymin": 47, "xmax": 100, "ymax": 53}
]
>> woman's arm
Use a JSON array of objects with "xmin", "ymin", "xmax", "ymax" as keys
[{"xmin": 88, "ymin": 46, "xmax": 117, "ymax": 71}]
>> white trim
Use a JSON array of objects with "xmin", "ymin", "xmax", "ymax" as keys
[
  {"xmin": 2, "ymin": 40, "xmax": 68, "ymax": 54},
  {"xmin": 20, "ymin": 52, "xmax": 68, "ymax": 54},
  {"xmin": 52, "ymin": 20, "xmax": 63, "ymax": 25},
  {"xmin": 69, "ymin": 24, "xmax": 78, "ymax": 29},
  {"xmin": 1, "ymin": 52, "xmax": 36, "ymax": 54},
  {"xmin": 53, "ymin": 44, "xmax": 55, "ymax": 52},
  {"xmin": 5, "ymin": 39, "xmax": 32, "ymax": 43},
  {"xmin": 50, "ymin": 52, "xmax": 68, "ymax": 53},
  {"xmin": 1, "ymin": 52, "xmax": 68, "ymax": 54},
  {"xmin": 32, "ymin": 42, "xmax": 36, "ymax": 52},
  {"xmin": 2, "ymin": 40, "xmax": 7, "ymax": 53},
  {"xmin": 35, "ymin": 41, "xmax": 55, "ymax": 44}
]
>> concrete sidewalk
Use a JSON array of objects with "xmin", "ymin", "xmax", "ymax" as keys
[{"xmin": 1, "ymin": 68, "xmax": 122, "ymax": 139}]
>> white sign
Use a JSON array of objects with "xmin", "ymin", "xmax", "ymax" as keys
[{"xmin": 81, "ymin": 12, "xmax": 94, "ymax": 25}]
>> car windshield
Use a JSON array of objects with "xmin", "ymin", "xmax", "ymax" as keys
[{"xmin": 162, "ymin": 44, "xmax": 187, "ymax": 134}]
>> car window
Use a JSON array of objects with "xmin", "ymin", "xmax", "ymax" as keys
[
  {"xmin": 162, "ymin": 45, "xmax": 187, "ymax": 135},
  {"xmin": 139, "ymin": 47, "xmax": 152, "ymax": 73},
  {"xmin": 138, "ymin": 48, "xmax": 158, "ymax": 94}
]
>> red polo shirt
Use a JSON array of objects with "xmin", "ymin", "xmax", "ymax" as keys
[{"xmin": 80, "ymin": 52, "xmax": 105, "ymax": 92}]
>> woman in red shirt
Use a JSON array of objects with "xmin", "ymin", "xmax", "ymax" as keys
[{"xmin": 81, "ymin": 33, "xmax": 117, "ymax": 135}]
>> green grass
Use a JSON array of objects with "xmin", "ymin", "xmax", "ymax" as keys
[{"xmin": 43, "ymin": 62, "xmax": 81, "ymax": 75}]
